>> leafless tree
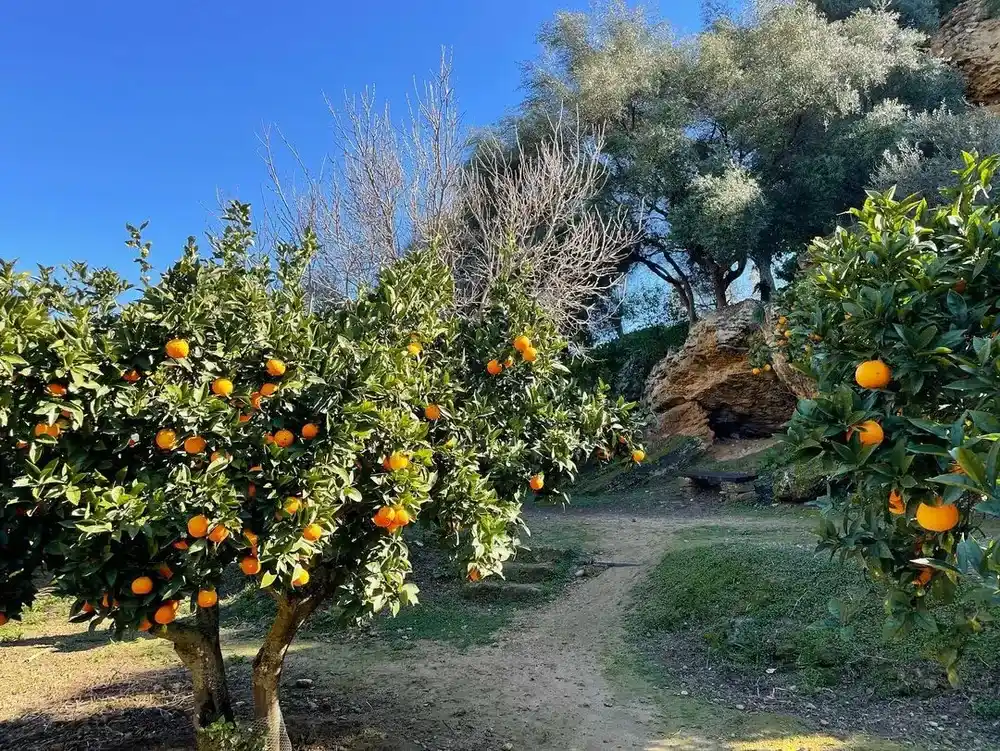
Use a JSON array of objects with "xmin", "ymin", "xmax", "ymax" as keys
[{"xmin": 261, "ymin": 51, "xmax": 634, "ymax": 334}]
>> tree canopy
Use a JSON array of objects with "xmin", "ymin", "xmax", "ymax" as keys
[{"xmin": 508, "ymin": 0, "xmax": 999, "ymax": 319}]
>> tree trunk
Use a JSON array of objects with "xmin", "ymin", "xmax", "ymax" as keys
[
  {"xmin": 157, "ymin": 607, "xmax": 233, "ymax": 750},
  {"xmin": 252, "ymin": 594, "xmax": 323, "ymax": 747},
  {"xmin": 710, "ymin": 264, "xmax": 729, "ymax": 309},
  {"xmin": 756, "ymin": 256, "xmax": 776, "ymax": 303}
]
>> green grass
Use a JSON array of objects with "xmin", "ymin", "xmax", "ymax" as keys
[{"xmin": 629, "ymin": 531, "xmax": 1000, "ymax": 697}]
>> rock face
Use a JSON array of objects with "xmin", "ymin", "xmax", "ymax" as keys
[
  {"xmin": 933, "ymin": 1, "xmax": 1000, "ymax": 111},
  {"xmin": 643, "ymin": 300, "xmax": 799, "ymax": 444}
]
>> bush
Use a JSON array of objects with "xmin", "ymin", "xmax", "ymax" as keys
[
  {"xmin": 782, "ymin": 154, "xmax": 1000, "ymax": 684},
  {"xmin": 0, "ymin": 203, "xmax": 643, "ymax": 747}
]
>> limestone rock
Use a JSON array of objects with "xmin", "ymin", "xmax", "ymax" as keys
[
  {"xmin": 932, "ymin": 1, "xmax": 1000, "ymax": 111},
  {"xmin": 644, "ymin": 300, "xmax": 798, "ymax": 443}
]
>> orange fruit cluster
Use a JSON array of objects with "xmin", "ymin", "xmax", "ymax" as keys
[{"xmin": 373, "ymin": 505, "xmax": 412, "ymax": 532}]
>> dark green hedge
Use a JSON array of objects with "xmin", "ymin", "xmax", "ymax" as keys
[{"xmin": 575, "ymin": 322, "xmax": 689, "ymax": 401}]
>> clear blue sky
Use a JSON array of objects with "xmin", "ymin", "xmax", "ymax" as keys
[{"xmin": 0, "ymin": 1, "xmax": 700, "ymax": 279}]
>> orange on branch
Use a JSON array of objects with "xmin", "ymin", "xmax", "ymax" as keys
[
  {"xmin": 165, "ymin": 339, "xmax": 189, "ymax": 359},
  {"xmin": 504, "ymin": 356, "xmax": 515, "ymax": 368},
  {"xmin": 301, "ymin": 423, "xmax": 320, "ymax": 439},
  {"xmin": 424, "ymin": 404, "xmax": 442, "ymax": 421},
  {"xmin": 486, "ymin": 360, "xmax": 502, "ymax": 376},
  {"xmin": 274, "ymin": 429, "xmax": 294, "ymax": 448},
  {"xmin": 123, "ymin": 369, "xmax": 141, "ymax": 382},
  {"xmin": 240, "ymin": 556, "xmax": 261, "ymax": 576},
  {"xmin": 521, "ymin": 346, "xmax": 538, "ymax": 363},
  {"xmin": 260, "ymin": 383, "xmax": 278, "ymax": 397},
  {"xmin": 155, "ymin": 429, "xmax": 177, "ymax": 450},
  {"xmin": 468, "ymin": 568, "xmax": 481, "ymax": 583},
  {"xmin": 283, "ymin": 497, "xmax": 301, "ymax": 515},
  {"xmin": 888, "ymin": 490, "xmax": 906, "ymax": 516},
  {"xmin": 513, "ymin": 335, "xmax": 532, "ymax": 352},
  {"xmin": 137, "ymin": 619, "xmax": 152, "ymax": 632},
  {"xmin": 46, "ymin": 383, "xmax": 67, "ymax": 397},
  {"xmin": 131, "ymin": 576, "xmax": 154, "ymax": 596},
  {"xmin": 158, "ymin": 564, "xmax": 174, "ymax": 580},
  {"xmin": 184, "ymin": 436, "xmax": 207, "ymax": 454},
  {"xmin": 914, "ymin": 567, "xmax": 933, "ymax": 587},
  {"xmin": 154, "ymin": 602, "xmax": 178, "ymax": 625},
  {"xmin": 373, "ymin": 506, "xmax": 396, "ymax": 528},
  {"xmin": 407, "ymin": 342, "xmax": 422, "ymax": 356},
  {"xmin": 916, "ymin": 502, "xmax": 960, "ymax": 533},
  {"xmin": 197, "ymin": 589, "xmax": 218, "ymax": 608},
  {"xmin": 211, "ymin": 378, "xmax": 233, "ymax": 397},
  {"xmin": 187, "ymin": 515, "xmax": 210, "ymax": 538},
  {"xmin": 632, "ymin": 449, "xmax": 646, "ymax": 463},
  {"xmin": 208, "ymin": 525, "xmax": 230, "ymax": 544},
  {"xmin": 265, "ymin": 358, "xmax": 286, "ymax": 377},
  {"xmin": 529, "ymin": 474, "xmax": 544, "ymax": 491},
  {"xmin": 848, "ymin": 420, "xmax": 884, "ymax": 447},
  {"xmin": 388, "ymin": 452, "xmax": 409, "ymax": 471},
  {"xmin": 854, "ymin": 360, "xmax": 891, "ymax": 390},
  {"xmin": 291, "ymin": 567, "xmax": 310, "ymax": 588},
  {"xmin": 172, "ymin": 540, "xmax": 189, "ymax": 550},
  {"xmin": 302, "ymin": 523, "xmax": 323, "ymax": 542}
]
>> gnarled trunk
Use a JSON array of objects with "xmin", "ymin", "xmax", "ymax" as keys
[
  {"xmin": 157, "ymin": 606, "xmax": 232, "ymax": 750},
  {"xmin": 252, "ymin": 593, "xmax": 324, "ymax": 747}
]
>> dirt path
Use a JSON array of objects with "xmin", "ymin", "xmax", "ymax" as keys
[{"xmin": 280, "ymin": 512, "xmax": 805, "ymax": 751}]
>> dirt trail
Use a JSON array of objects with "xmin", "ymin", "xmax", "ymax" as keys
[{"xmin": 286, "ymin": 513, "xmax": 797, "ymax": 751}]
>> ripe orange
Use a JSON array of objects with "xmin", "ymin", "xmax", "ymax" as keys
[
  {"xmin": 778, "ymin": 316, "xmax": 787, "ymax": 325},
  {"xmin": 522, "ymin": 346, "xmax": 538, "ymax": 363},
  {"xmin": 250, "ymin": 392, "xmax": 264, "ymax": 410},
  {"xmin": 155, "ymin": 429, "xmax": 177, "ymax": 450},
  {"xmin": 265, "ymin": 358, "xmax": 286, "ymax": 377},
  {"xmin": 264, "ymin": 433, "xmax": 275, "ymax": 445},
  {"xmin": 247, "ymin": 483, "xmax": 257, "ymax": 498},
  {"xmin": 158, "ymin": 564, "xmax": 174, "ymax": 580},
  {"xmin": 197, "ymin": 589, "xmax": 218, "ymax": 608},
  {"xmin": 131, "ymin": 576, "xmax": 154, "ymax": 596},
  {"xmin": 274, "ymin": 429, "xmax": 295, "ymax": 448},
  {"xmin": 211, "ymin": 378, "xmax": 233, "ymax": 397},
  {"xmin": 260, "ymin": 383, "xmax": 278, "ymax": 397},
  {"xmin": 391, "ymin": 506, "xmax": 411, "ymax": 528},
  {"xmin": 33, "ymin": 423, "xmax": 48, "ymax": 438},
  {"xmin": 486, "ymin": 359, "xmax": 502, "ymax": 376},
  {"xmin": 763, "ymin": 364, "xmax": 772, "ymax": 372},
  {"xmin": 888, "ymin": 490, "xmax": 905, "ymax": 516},
  {"xmin": 210, "ymin": 451, "xmax": 228, "ymax": 463},
  {"xmin": 244, "ymin": 529, "xmax": 259, "ymax": 548},
  {"xmin": 854, "ymin": 360, "xmax": 891, "ymax": 389},
  {"xmin": 504, "ymin": 356, "xmax": 515, "ymax": 369},
  {"xmin": 154, "ymin": 602, "xmax": 178, "ymax": 625},
  {"xmin": 848, "ymin": 420, "xmax": 884, "ymax": 447},
  {"xmin": 184, "ymin": 436, "xmax": 207, "ymax": 454},
  {"xmin": 187, "ymin": 515, "xmax": 210, "ymax": 538},
  {"xmin": 301, "ymin": 423, "xmax": 320, "ymax": 440},
  {"xmin": 513, "ymin": 335, "xmax": 532, "ymax": 352},
  {"xmin": 373, "ymin": 506, "xmax": 396, "ymax": 528},
  {"xmin": 137, "ymin": 618, "xmax": 152, "ymax": 632},
  {"xmin": 632, "ymin": 449, "xmax": 646, "ymax": 463},
  {"xmin": 424, "ymin": 404, "xmax": 442, "ymax": 421},
  {"xmin": 101, "ymin": 593, "xmax": 112, "ymax": 609},
  {"xmin": 15, "ymin": 440, "xmax": 27, "ymax": 449},
  {"xmin": 240, "ymin": 556, "xmax": 261, "ymax": 575},
  {"xmin": 388, "ymin": 452, "xmax": 409, "ymax": 471},
  {"xmin": 82, "ymin": 602, "xmax": 95, "ymax": 614},
  {"xmin": 172, "ymin": 540, "xmax": 189, "ymax": 550},
  {"xmin": 751, "ymin": 367, "xmax": 761, "ymax": 375},
  {"xmin": 123, "ymin": 369, "xmax": 141, "ymax": 383},
  {"xmin": 529, "ymin": 474, "xmax": 544, "ymax": 491},
  {"xmin": 165, "ymin": 339, "xmax": 189, "ymax": 359},
  {"xmin": 208, "ymin": 525, "xmax": 230, "ymax": 544},
  {"xmin": 916, "ymin": 502, "xmax": 959, "ymax": 533},
  {"xmin": 238, "ymin": 413, "xmax": 252, "ymax": 423},
  {"xmin": 283, "ymin": 497, "xmax": 302, "ymax": 515},
  {"xmin": 47, "ymin": 383, "xmax": 67, "ymax": 397},
  {"xmin": 914, "ymin": 567, "xmax": 933, "ymax": 587},
  {"xmin": 302, "ymin": 523, "xmax": 323, "ymax": 542},
  {"xmin": 291, "ymin": 567, "xmax": 310, "ymax": 587},
  {"xmin": 46, "ymin": 423, "xmax": 61, "ymax": 438},
  {"xmin": 949, "ymin": 461, "xmax": 965, "ymax": 475},
  {"xmin": 407, "ymin": 342, "xmax": 422, "ymax": 356},
  {"xmin": 954, "ymin": 279, "xmax": 968, "ymax": 294},
  {"xmin": 468, "ymin": 568, "xmax": 481, "ymax": 583},
  {"xmin": 0, "ymin": 613, "xmax": 8, "ymax": 626}
]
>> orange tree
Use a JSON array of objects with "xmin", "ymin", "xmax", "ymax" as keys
[
  {"xmin": 0, "ymin": 202, "xmax": 642, "ymax": 747},
  {"xmin": 781, "ymin": 154, "xmax": 1000, "ymax": 683}
]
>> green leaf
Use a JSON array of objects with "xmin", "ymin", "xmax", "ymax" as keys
[
  {"xmin": 957, "ymin": 537, "xmax": 985, "ymax": 574},
  {"xmin": 260, "ymin": 571, "xmax": 277, "ymax": 589},
  {"xmin": 955, "ymin": 446, "xmax": 987, "ymax": 486}
]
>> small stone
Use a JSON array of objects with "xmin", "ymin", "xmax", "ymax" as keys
[
  {"xmin": 820, "ymin": 719, "xmax": 829, "ymax": 726},
  {"xmin": 295, "ymin": 678, "xmax": 314, "ymax": 688},
  {"xmin": 765, "ymin": 668, "xmax": 776, "ymax": 674},
  {"xmin": 680, "ymin": 689, "xmax": 689, "ymax": 696},
  {"xmin": 736, "ymin": 704, "xmax": 746, "ymax": 710},
  {"xmin": 575, "ymin": 569, "xmax": 585, "ymax": 577},
  {"xmin": 503, "ymin": 744, "xmax": 514, "ymax": 751},
  {"xmin": 604, "ymin": 700, "xmax": 614, "ymax": 707}
]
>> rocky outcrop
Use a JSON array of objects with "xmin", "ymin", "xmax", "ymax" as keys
[
  {"xmin": 643, "ymin": 300, "xmax": 799, "ymax": 444},
  {"xmin": 762, "ymin": 308, "xmax": 818, "ymax": 400},
  {"xmin": 933, "ymin": 0, "xmax": 1000, "ymax": 111}
]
